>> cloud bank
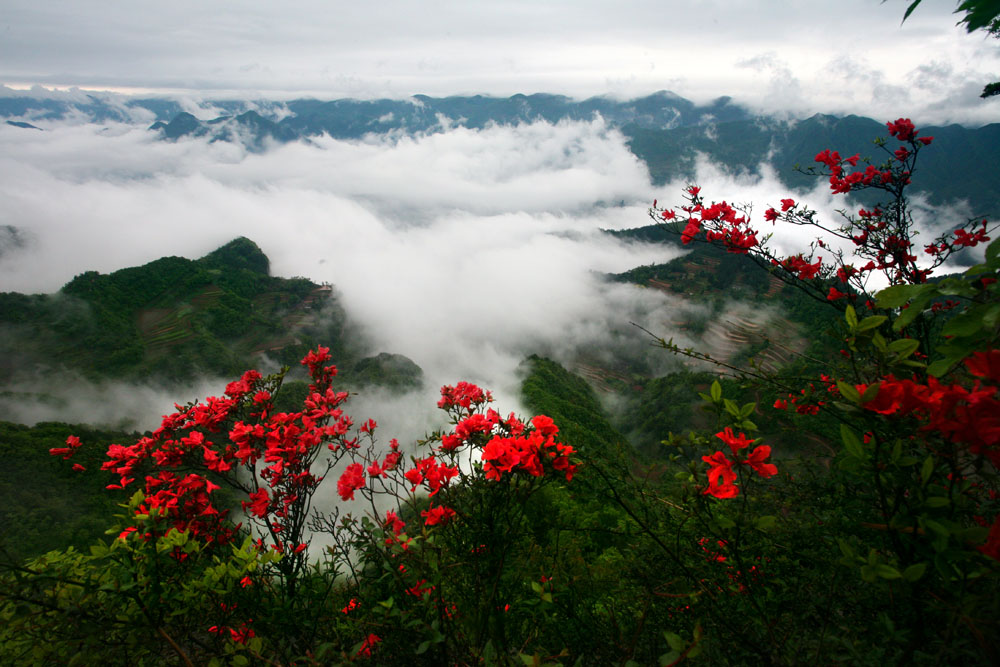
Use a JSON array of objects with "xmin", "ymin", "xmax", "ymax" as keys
[{"xmin": 0, "ymin": 112, "xmax": 972, "ymax": 438}]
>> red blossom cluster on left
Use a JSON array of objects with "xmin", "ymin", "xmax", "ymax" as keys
[{"xmin": 53, "ymin": 346, "xmax": 359, "ymax": 551}]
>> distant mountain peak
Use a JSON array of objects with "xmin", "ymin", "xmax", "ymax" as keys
[{"xmin": 200, "ymin": 237, "xmax": 270, "ymax": 275}]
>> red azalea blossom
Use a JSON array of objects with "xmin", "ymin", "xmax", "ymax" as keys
[
  {"xmin": 49, "ymin": 435, "xmax": 83, "ymax": 460},
  {"xmin": 702, "ymin": 451, "xmax": 738, "ymax": 498},
  {"xmin": 715, "ymin": 427, "xmax": 754, "ymax": 457},
  {"xmin": 744, "ymin": 445, "xmax": 778, "ymax": 478},
  {"xmin": 356, "ymin": 633, "xmax": 381, "ymax": 658},
  {"xmin": 421, "ymin": 504, "xmax": 457, "ymax": 526},
  {"xmin": 337, "ymin": 463, "xmax": 366, "ymax": 501},
  {"xmin": 438, "ymin": 381, "xmax": 492, "ymax": 410},
  {"xmin": 979, "ymin": 516, "xmax": 1000, "ymax": 561}
]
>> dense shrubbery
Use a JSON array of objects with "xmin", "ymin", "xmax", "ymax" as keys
[{"xmin": 2, "ymin": 121, "xmax": 999, "ymax": 665}]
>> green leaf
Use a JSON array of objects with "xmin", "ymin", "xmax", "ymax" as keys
[
  {"xmin": 924, "ymin": 519, "xmax": 950, "ymax": 538},
  {"xmin": 837, "ymin": 381, "xmax": 861, "ymax": 404},
  {"xmin": 920, "ymin": 456, "xmax": 934, "ymax": 485},
  {"xmin": 841, "ymin": 424, "xmax": 866, "ymax": 459},
  {"xmin": 927, "ymin": 358, "xmax": 958, "ymax": 378},
  {"xmin": 876, "ymin": 564, "xmax": 902, "ymax": 580},
  {"xmin": 664, "ymin": 631, "xmax": 686, "ymax": 652},
  {"xmin": 710, "ymin": 380, "xmax": 722, "ymax": 403},
  {"xmin": 872, "ymin": 331, "xmax": 888, "ymax": 353},
  {"xmin": 659, "ymin": 651, "xmax": 681, "ymax": 666},
  {"xmin": 531, "ymin": 581, "xmax": 543, "ymax": 594},
  {"xmin": 417, "ymin": 641, "xmax": 431, "ymax": 656},
  {"xmin": 983, "ymin": 303, "xmax": 1000, "ymax": 328},
  {"xmin": 925, "ymin": 496, "xmax": 950, "ymax": 508},
  {"xmin": 888, "ymin": 338, "xmax": 919, "ymax": 359},
  {"xmin": 986, "ymin": 237, "xmax": 1000, "ymax": 263},
  {"xmin": 857, "ymin": 315, "xmax": 888, "ymax": 332},
  {"xmin": 756, "ymin": 515, "xmax": 777, "ymax": 531},
  {"xmin": 892, "ymin": 294, "xmax": 932, "ymax": 331},
  {"xmin": 903, "ymin": 563, "xmax": 927, "ymax": 582},
  {"xmin": 740, "ymin": 402, "xmax": 756, "ymax": 419},
  {"xmin": 877, "ymin": 284, "xmax": 920, "ymax": 308},
  {"xmin": 724, "ymin": 398, "xmax": 740, "ymax": 417},
  {"xmin": 943, "ymin": 312, "xmax": 986, "ymax": 337},
  {"xmin": 845, "ymin": 304, "xmax": 858, "ymax": 329}
]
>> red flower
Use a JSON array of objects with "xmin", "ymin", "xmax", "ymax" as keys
[
  {"xmin": 827, "ymin": 287, "xmax": 847, "ymax": 301},
  {"xmin": 438, "ymin": 382, "xmax": 492, "ymax": 410},
  {"xmin": 421, "ymin": 504, "xmax": 457, "ymax": 526},
  {"xmin": 715, "ymin": 427, "xmax": 754, "ymax": 457},
  {"xmin": 966, "ymin": 350, "xmax": 1000, "ymax": 382},
  {"xmin": 244, "ymin": 488, "xmax": 270, "ymax": 518},
  {"xmin": 744, "ymin": 445, "xmax": 778, "ymax": 478},
  {"xmin": 886, "ymin": 118, "xmax": 916, "ymax": 141},
  {"xmin": 385, "ymin": 510, "xmax": 406, "ymax": 535},
  {"xmin": 337, "ymin": 463, "xmax": 365, "ymax": 501},
  {"xmin": 702, "ymin": 451, "xmax": 738, "ymax": 498},
  {"xmin": 978, "ymin": 515, "xmax": 1000, "ymax": 561},
  {"xmin": 780, "ymin": 198, "xmax": 795, "ymax": 212},
  {"xmin": 49, "ymin": 434, "xmax": 83, "ymax": 460},
  {"xmin": 764, "ymin": 208, "xmax": 779, "ymax": 222}
]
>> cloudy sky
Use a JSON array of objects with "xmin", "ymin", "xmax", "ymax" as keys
[{"xmin": 2, "ymin": 0, "xmax": 998, "ymax": 124}]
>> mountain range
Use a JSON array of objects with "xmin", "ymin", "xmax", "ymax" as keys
[{"xmin": 3, "ymin": 90, "xmax": 997, "ymax": 215}]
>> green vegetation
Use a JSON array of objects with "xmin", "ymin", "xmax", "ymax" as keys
[
  {"xmin": 0, "ymin": 237, "xmax": 421, "ymax": 390},
  {"xmin": 0, "ymin": 421, "xmax": 137, "ymax": 563}
]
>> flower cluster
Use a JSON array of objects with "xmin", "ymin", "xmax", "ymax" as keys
[
  {"xmin": 669, "ymin": 187, "xmax": 759, "ymax": 254},
  {"xmin": 702, "ymin": 427, "xmax": 777, "ymax": 499},
  {"xmin": 856, "ymin": 350, "xmax": 1000, "ymax": 466},
  {"xmin": 333, "ymin": 381, "xmax": 574, "ymax": 533},
  {"xmin": 57, "ymin": 349, "xmax": 361, "ymax": 553},
  {"xmin": 481, "ymin": 415, "xmax": 576, "ymax": 482}
]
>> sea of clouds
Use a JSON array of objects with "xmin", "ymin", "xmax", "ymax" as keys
[{"xmin": 0, "ymin": 111, "xmax": 952, "ymax": 442}]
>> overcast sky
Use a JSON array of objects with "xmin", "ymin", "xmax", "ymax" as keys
[{"xmin": 2, "ymin": 0, "xmax": 998, "ymax": 124}]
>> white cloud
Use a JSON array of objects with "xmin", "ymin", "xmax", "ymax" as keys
[{"xmin": 0, "ymin": 117, "xmax": 685, "ymax": 433}]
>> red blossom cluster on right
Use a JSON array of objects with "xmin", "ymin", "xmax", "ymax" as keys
[{"xmin": 854, "ymin": 350, "xmax": 1000, "ymax": 467}]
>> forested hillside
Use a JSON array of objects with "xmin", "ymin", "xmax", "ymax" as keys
[{"xmin": 0, "ymin": 237, "xmax": 421, "ymax": 389}]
